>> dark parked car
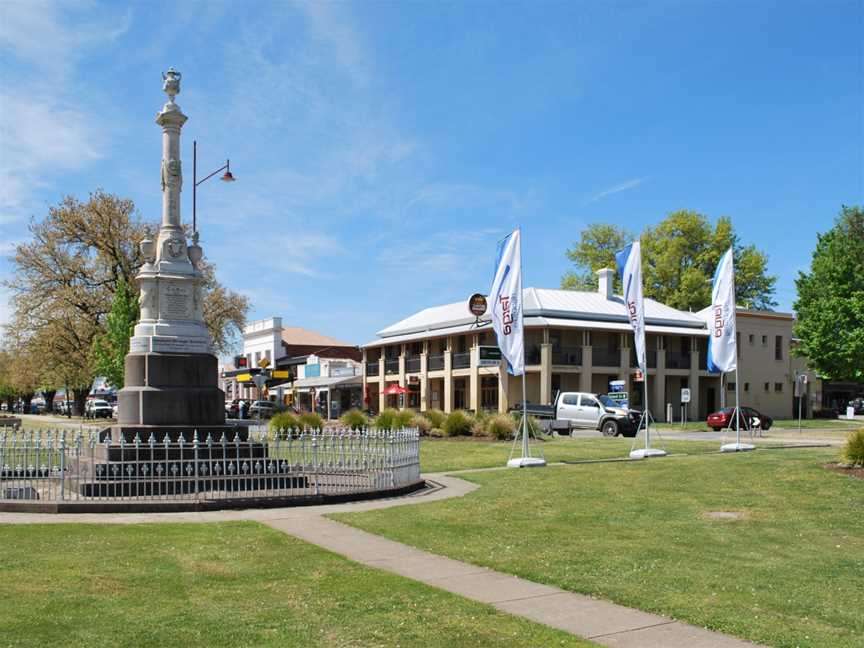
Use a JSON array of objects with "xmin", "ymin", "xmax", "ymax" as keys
[
  {"xmin": 707, "ymin": 407, "xmax": 773, "ymax": 431},
  {"xmin": 849, "ymin": 398, "xmax": 864, "ymax": 415}
]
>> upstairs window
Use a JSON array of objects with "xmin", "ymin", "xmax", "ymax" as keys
[
  {"xmin": 775, "ymin": 382, "xmax": 783, "ymax": 392},
  {"xmin": 775, "ymin": 336, "xmax": 783, "ymax": 360}
]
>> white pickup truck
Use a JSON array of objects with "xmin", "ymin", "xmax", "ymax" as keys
[{"xmin": 522, "ymin": 391, "xmax": 641, "ymax": 437}]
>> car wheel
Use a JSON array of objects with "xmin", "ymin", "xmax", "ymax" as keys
[
  {"xmin": 712, "ymin": 427, "xmax": 721, "ymax": 432},
  {"xmin": 601, "ymin": 420, "xmax": 619, "ymax": 437}
]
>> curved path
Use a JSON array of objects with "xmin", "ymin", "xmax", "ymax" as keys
[{"xmin": 0, "ymin": 471, "xmax": 765, "ymax": 648}]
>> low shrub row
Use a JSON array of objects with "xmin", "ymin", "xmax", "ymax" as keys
[{"xmin": 269, "ymin": 406, "xmax": 542, "ymax": 442}]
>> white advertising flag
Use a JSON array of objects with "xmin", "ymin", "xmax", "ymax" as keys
[
  {"xmin": 707, "ymin": 247, "xmax": 737, "ymax": 373},
  {"xmin": 490, "ymin": 229, "xmax": 524, "ymax": 376},
  {"xmin": 615, "ymin": 241, "xmax": 646, "ymax": 376}
]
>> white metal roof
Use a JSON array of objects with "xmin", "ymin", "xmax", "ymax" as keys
[{"xmin": 371, "ymin": 287, "xmax": 707, "ymax": 346}]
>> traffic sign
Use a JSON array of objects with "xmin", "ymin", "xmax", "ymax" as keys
[{"xmin": 681, "ymin": 388, "xmax": 691, "ymax": 404}]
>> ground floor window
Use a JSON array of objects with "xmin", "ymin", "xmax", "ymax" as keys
[
  {"xmin": 407, "ymin": 384, "xmax": 420, "ymax": 408},
  {"xmin": 480, "ymin": 376, "xmax": 498, "ymax": 411},
  {"xmin": 454, "ymin": 378, "xmax": 467, "ymax": 410}
]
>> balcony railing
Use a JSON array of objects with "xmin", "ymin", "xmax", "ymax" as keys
[
  {"xmin": 552, "ymin": 347, "xmax": 582, "ymax": 365},
  {"xmin": 428, "ymin": 354, "xmax": 444, "ymax": 371},
  {"xmin": 384, "ymin": 358, "xmax": 400, "ymax": 374},
  {"xmin": 698, "ymin": 352, "xmax": 708, "ymax": 370},
  {"xmin": 525, "ymin": 347, "xmax": 541, "ymax": 365},
  {"xmin": 667, "ymin": 351, "xmax": 692, "ymax": 369},
  {"xmin": 405, "ymin": 357, "xmax": 421, "ymax": 373},
  {"xmin": 452, "ymin": 352, "xmax": 470, "ymax": 369},
  {"xmin": 629, "ymin": 349, "xmax": 657, "ymax": 369},
  {"xmin": 366, "ymin": 362, "xmax": 379, "ymax": 376},
  {"xmin": 593, "ymin": 347, "xmax": 621, "ymax": 367}
]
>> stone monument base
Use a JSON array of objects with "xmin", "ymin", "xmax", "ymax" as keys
[{"xmin": 117, "ymin": 352, "xmax": 226, "ymax": 428}]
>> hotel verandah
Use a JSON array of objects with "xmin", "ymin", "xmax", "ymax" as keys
[{"xmin": 361, "ymin": 269, "xmax": 802, "ymax": 422}]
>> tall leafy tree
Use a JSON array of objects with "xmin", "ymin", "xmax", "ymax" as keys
[
  {"xmin": 91, "ymin": 276, "xmax": 139, "ymax": 390},
  {"xmin": 794, "ymin": 206, "xmax": 864, "ymax": 381},
  {"xmin": 4, "ymin": 190, "xmax": 249, "ymax": 413},
  {"xmin": 561, "ymin": 210, "xmax": 777, "ymax": 311},
  {"xmin": 561, "ymin": 224, "xmax": 633, "ymax": 291}
]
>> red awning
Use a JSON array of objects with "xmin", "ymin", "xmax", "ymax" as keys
[{"xmin": 382, "ymin": 384, "xmax": 408, "ymax": 395}]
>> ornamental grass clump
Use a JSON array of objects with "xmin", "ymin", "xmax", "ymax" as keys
[
  {"xmin": 340, "ymin": 409, "xmax": 368, "ymax": 430},
  {"xmin": 841, "ymin": 429, "xmax": 864, "ymax": 467},
  {"xmin": 422, "ymin": 409, "xmax": 446, "ymax": 429},
  {"xmin": 269, "ymin": 412, "xmax": 299, "ymax": 438},
  {"xmin": 411, "ymin": 414, "xmax": 432, "ymax": 436},
  {"xmin": 486, "ymin": 414, "xmax": 517, "ymax": 440},
  {"xmin": 374, "ymin": 408, "xmax": 414, "ymax": 430},
  {"xmin": 298, "ymin": 412, "xmax": 324, "ymax": 430},
  {"xmin": 470, "ymin": 410, "xmax": 490, "ymax": 437},
  {"xmin": 443, "ymin": 410, "xmax": 472, "ymax": 437}
]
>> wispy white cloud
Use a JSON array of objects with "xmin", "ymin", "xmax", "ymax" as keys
[
  {"xmin": 0, "ymin": 1, "xmax": 131, "ymax": 222},
  {"xmin": 585, "ymin": 177, "xmax": 645, "ymax": 204}
]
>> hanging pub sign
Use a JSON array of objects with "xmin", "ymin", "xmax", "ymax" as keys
[
  {"xmin": 468, "ymin": 293, "xmax": 488, "ymax": 317},
  {"xmin": 478, "ymin": 346, "xmax": 502, "ymax": 367}
]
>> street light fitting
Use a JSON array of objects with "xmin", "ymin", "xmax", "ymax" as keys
[{"xmin": 192, "ymin": 140, "xmax": 236, "ymax": 234}]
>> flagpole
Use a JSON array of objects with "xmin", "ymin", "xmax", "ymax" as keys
[
  {"xmin": 735, "ymin": 367, "xmax": 741, "ymax": 447},
  {"xmin": 644, "ymin": 371, "xmax": 650, "ymax": 451},
  {"xmin": 522, "ymin": 372, "xmax": 529, "ymax": 458}
]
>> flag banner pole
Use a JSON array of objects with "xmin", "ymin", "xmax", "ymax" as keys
[
  {"xmin": 713, "ymin": 247, "xmax": 754, "ymax": 453},
  {"xmin": 617, "ymin": 241, "xmax": 665, "ymax": 459},
  {"xmin": 492, "ymin": 228, "xmax": 544, "ymax": 468}
]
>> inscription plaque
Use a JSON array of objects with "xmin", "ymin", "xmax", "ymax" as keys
[{"xmin": 161, "ymin": 283, "xmax": 192, "ymax": 320}]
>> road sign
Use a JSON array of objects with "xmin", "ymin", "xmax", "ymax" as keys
[
  {"xmin": 258, "ymin": 357, "xmax": 270, "ymax": 368},
  {"xmin": 681, "ymin": 388, "xmax": 691, "ymax": 404},
  {"xmin": 478, "ymin": 346, "xmax": 502, "ymax": 367},
  {"xmin": 252, "ymin": 374, "xmax": 267, "ymax": 390}
]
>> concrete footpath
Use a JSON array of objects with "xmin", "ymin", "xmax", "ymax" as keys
[{"xmin": 0, "ymin": 472, "xmax": 766, "ymax": 648}]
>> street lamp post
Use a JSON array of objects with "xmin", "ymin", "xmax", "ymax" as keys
[{"xmin": 192, "ymin": 140, "xmax": 235, "ymax": 235}]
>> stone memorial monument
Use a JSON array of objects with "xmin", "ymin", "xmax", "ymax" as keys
[{"xmin": 113, "ymin": 68, "xmax": 240, "ymax": 442}]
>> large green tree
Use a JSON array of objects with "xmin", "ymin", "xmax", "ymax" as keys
[
  {"xmin": 561, "ymin": 210, "xmax": 777, "ymax": 311},
  {"xmin": 793, "ymin": 206, "xmax": 864, "ymax": 381},
  {"xmin": 91, "ymin": 276, "xmax": 139, "ymax": 390}
]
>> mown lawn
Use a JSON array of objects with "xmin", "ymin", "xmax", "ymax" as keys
[
  {"xmin": 420, "ymin": 436, "xmax": 769, "ymax": 473},
  {"xmin": 335, "ymin": 448, "xmax": 864, "ymax": 648},
  {"xmin": 0, "ymin": 522, "xmax": 594, "ymax": 648}
]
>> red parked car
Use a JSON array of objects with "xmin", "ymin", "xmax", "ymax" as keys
[{"xmin": 707, "ymin": 407, "xmax": 773, "ymax": 432}]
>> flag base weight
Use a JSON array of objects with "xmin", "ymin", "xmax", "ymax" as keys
[
  {"xmin": 629, "ymin": 448, "xmax": 667, "ymax": 459},
  {"xmin": 506, "ymin": 457, "xmax": 547, "ymax": 468},
  {"xmin": 720, "ymin": 442, "xmax": 756, "ymax": 453}
]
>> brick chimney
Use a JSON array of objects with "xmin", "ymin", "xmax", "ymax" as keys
[{"xmin": 597, "ymin": 268, "xmax": 615, "ymax": 299}]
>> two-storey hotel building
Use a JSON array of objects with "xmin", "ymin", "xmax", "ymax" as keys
[{"xmin": 361, "ymin": 269, "xmax": 802, "ymax": 421}]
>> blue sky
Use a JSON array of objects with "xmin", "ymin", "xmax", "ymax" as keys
[{"xmin": 1, "ymin": 0, "xmax": 862, "ymax": 349}]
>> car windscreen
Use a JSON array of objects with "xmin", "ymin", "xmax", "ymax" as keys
[{"xmin": 597, "ymin": 394, "xmax": 617, "ymax": 408}]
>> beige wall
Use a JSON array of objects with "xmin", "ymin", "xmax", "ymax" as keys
[{"xmin": 736, "ymin": 313, "xmax": 795, "ymax": 419}]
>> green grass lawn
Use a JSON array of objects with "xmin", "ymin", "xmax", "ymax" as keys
[
  {"xmin": 335, "ymin": 448, "xmax": 864, "ymax": 648},
  {"xmin": 420, "ymin": 436, "xmax": 777, "ymax": 473},
  {"xmin": 0, "ymin": 522, "xmax": 593, "ymax": 648}
]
